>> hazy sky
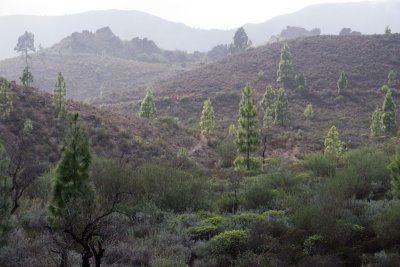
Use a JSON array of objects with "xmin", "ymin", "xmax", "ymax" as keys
[{"xmin": 0, "ymin": 0, "xmax": 379, "ymax": 29}]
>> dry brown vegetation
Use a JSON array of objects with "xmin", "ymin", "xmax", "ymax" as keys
[{"xmin": 0, "ymin": 81, "xmax": 217, "ymax": 167}]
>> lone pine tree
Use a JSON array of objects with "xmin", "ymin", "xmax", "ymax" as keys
[
  {"xmin": 200, "ymin": 98, "xmax": 215, "ymax": 134},
  {"xmin": 277, "ymin": 43, "xmax": 293, "ymax": 86},
  {"xmin": 275, "ymin": 87, "xmax": 289, "ymax": 126},
  {"xmin": 235, "ymin": 85, "xmax": 260, "ymax": 171},
  {"xmin": 261, "ymin": 85, "xmax": 276, "ymax": 128},
  {"xmin": 14, "ymin": 31, "xmax": 35, "ymax": 65},
  {"xmin": 20, "ymin": 66, "xmax": 34, "ymax": 88},
  {"xmin": 53, "ymin": 72, "xmax": 67, "ymax": 120},
  {"xmin": 382, "ymin": 89, "xmax": 397, "ymax": 135},
  {"xmin": 370, "ymin": 106, "xmax": 384, "ymax": 138},
  {"xmin": 337, "ymin": 71, "xmax": 348, "ymax": 95},
  {"xmin": 139, "ymin": 87, "xmax": 157, "ymax": 119},
  {"xmin": 324, "ymin": 126, "xmax": 344, "ymax": 160}
]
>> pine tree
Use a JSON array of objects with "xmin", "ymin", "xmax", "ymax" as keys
[
  {"xmin": 324, "ymin": 126, "xmax": 344, "ymax": 160},
  {"xmin": 370, "ymin": 106, "xmax": 384, "ymax": 138},
  {"xmin": 296, "ymin": 73, "xmax": 308, "ymax": 93},
  {"xmin": 385, "ymin": 25, "xmax": 392, "ymax": 34},
  {"xmin": 48, "ymin": 113, "xmax": 97, "ymax": 228},
  {"xmin": 14, "ymin": 31, "xmax": 35, "ymax": 65},
  {"xmin": 0, "ymin": 80, "xmax": 13, "ymax": 120},
  {"xmin": 382, "ymin": 89, "xmax": 397, "ymax": 135},
  {"xmin": 389, "ymin": 146, "xmax": 400, "ymax": 198},
  {"xmin": 304, "ymin": 104, "xmax": 314, "ymax": 120},
  {"xmin": 337, "ymin": 71, "xmax": 348, "ymax": 95},
  {"xmin": 235, "ymin": 85, "xmax": 260, "ymax": 170},
  {"xmin": 200, "ymin": 98, "xmax": 215, "ymax": 134},
  {"xmin": 388, "ymin": 70, "xmax": 397, "ymax": 89},
  {"xmin": 20, "ymin": 66, "xmax": 34, "ymax": 88},
  {"xmin": 53, "ymin": 72, "xmax": 67, "ymax": 120},
  {"xmin": 139, "ymin": 87, "xmax": 157, "ymax": 119},
  {"xmin": 231, "ymin": 27, "xmax": 251, "ymax": 53},
  {"xmin": 275, "ymin": 87, "xmax": 289, "ymax": 126},
  {"xmin": 277, "ymin": 43, "xmax": 293, "ymax": 85},
  {"xmin": 261, "ymin": 85, "xmax": 276, "ymax": 128},
  {"xmin": 228, "ymin": 123, "xmax": 236, "ymax": 136}
]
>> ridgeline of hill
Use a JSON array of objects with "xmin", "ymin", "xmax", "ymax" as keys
[
  {"xmin": 92, "ymin": 34, "xmax": 400, "ymax": 157},
  {"xmin": 0, "ymin": 79, "xmax": 216, "ymax": 167}
]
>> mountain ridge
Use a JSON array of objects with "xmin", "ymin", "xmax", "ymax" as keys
[{"xmin": 0, "ymin": 1, "xmax": 399, "ymax": 60}]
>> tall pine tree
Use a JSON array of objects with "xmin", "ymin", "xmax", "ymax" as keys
[
  {"xmin": 200, "ymin": 98, "xmax": 215, "ymax": 134},
  {"xmin": 139, "ymin": 87, "xmax": 157, "ymax": 119},
  {"xmin": 53, "ymin": 72, "xmax": 67, "ymax": 120},
  {"xmin": 261, "ymin": 85, "xmax": 276, "ymax": 128},
  {"xmin": 277, "ymin": 43, "xmax": 293, "ymax": 86},
  {"xmin": 0, "ymin": 80, "xmax": 13, "ymax": 120},
  {"xmin": 370, "ymin": 106, "xmax": 384, "ymax": 138},
  {"xmin": 275, "ymin": 87, "xmax": 289, "ymax": 126},
  {"xmin": 337, "ymin": 71, "xmax": 348, "ymax": 95},
  {"xmin": 48, "ymin": 113, "xmax": 99, "ymax": 267},
  {"xmin": 20, "ymin": 66, "xmax": 34, "ymax": 88},
  {"xmin": 235, "ymin": 85, "xmax": 260, "ymax": 171},
  {"xmin": 382, "ymin": 89, "xmax": 397, "ymax": 135},
  {"xmin": 324, "ymin": 126, "xmax": 344, "ymax": 160}
]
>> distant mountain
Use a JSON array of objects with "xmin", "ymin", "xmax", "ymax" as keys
[
  {"xmin": 50, "ymin": 26, "xmax": 204, "ymax": 63},
  {"xmin": 244, "ymin": 0, "xmax": 400, "ymax": 45},
  {"xmin": 0, "ymin": 1, "xmax": 399, "ymax": 60}
]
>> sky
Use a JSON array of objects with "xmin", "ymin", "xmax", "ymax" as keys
[{"xmin": 0, "ymin": 0, "xmax": 381, "ymax": 29}]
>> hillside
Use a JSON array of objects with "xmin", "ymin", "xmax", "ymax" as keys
[
  {"xmin": 0, "ymin": 78, "xmax": 217, "ymax": 167},
  {"xmin": 0, "ymin": 1, "xmax": 399, "ymax": 60},
  {"xmin": 0, "ymin": 50, "xmax": 193, "ymax": 100},
  {"xmin": 93, "ymin": 34, "xmax": 400, "ymax": 156}
]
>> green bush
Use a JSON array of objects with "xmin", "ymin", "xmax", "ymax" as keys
[
  {"xmin": 217, "ymin": 141, "xmax": 237, "ymax": 168},
  {"xmin": 343, "ymin": 148, "xmax": 390, "ymax": 199},
  {"xmin": 190, "ymin": 225, "xmax": 220, "ymax": 240},
  {"xmin": 241, "ymin": 175, "xmax": 277, "ymax": 210},
  {"xmin": 303, "ymin": 152, "xmax": 336, "ymax": 177},
  {"xmin": 234, "ymin": 156, "xmax": 262, "ymax": 172},
  {"xmin": 217, "ymin": 192, "xmax": 239, "ymax": 213},
  {"xmin": 373, "ymin": 200, "xmax": 400, "ymax": 245},
  {"xmin": 209, "ymin": 230, "xmax": 249, "ymax": 258},
  {"xmin": 136, "ymin": 164, "xmax": 208, "ymax": 212},
  {"xmin": 303, "ymin": 234, "xmax": 326, "ymax": 256}
]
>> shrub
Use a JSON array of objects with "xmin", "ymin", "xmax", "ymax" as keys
[
  {"xmin": 217, "ymin": 141, "xmax": 237, "ymax": 168},
  {"xmin": 303, "ymin": 152, "xmax": 336, "ymax": 177},
  {"xmin": 217, "ymin": 192, "xmax": 239, "ymax": 213},
  {"xmin": 303, "ymin": 234, "xmax": 326, "ymax": 256},
  {"xmin": 190, "ymin": 225, "xmax": 220, "ymax": 240},
  {"xmin": 209, "ymin": 230, "xmax": 249, "ymax": 258},
  {"xmin": 136, "ymin": 164, "xmax": 208, "ymax": 212},
  {"xmin": 241, "ymin": 175, "xmax": 277, "ymax": 210},
  {"xmin": 373, "ymin": 200, "xmax": 400, "ymax": 245},
  {"xmin": 234, "ymin": 156, "xmax": 262, "ymax": 172}
]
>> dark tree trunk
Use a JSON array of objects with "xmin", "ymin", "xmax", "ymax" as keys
[
  {"xmin": 92, "ymin": 242, "xmax": 105, "ymax": 267},
  {"xmin": 59, "ymin": 250, "xmax": 68, "ymax": 267},
  {"xmin": 262, "ymin": 134, "xmax": 268, "ymax": 163},
  {"xmin": 82, "ymin": 251, "xmax": 92, "ymax": 267}
]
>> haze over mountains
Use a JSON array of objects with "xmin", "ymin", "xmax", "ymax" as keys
[{"xmin": 0, "ymin": 0, "xmax": 399, "ymax": 60}]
